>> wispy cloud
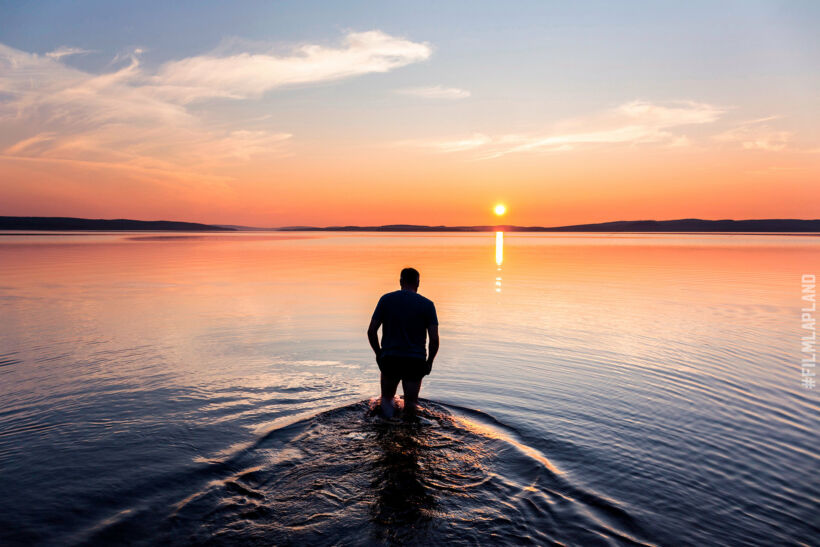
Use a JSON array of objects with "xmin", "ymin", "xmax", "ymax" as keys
[
  {"xmin": 713, "ymin": 117, "xmax": 792, "ymax": 151},
  {"xmin": 401, "ymin": 100, "xmax": 725, "ymax": 159},
  {"xmin": 396, "ymin": 85, "xmax": 470, "ymax": 99},
  {"xmin": 153, "ymin": 31, "xmax": 432, "ymax": 103},
  {"xmin": 0, "ymin": 30, "xmax": 430, "ymax": 178},
  {"xmin": 398, "ymin": 133, "xmax": 491, "ymax": 153},
  {"xmin": 45, "ymin": 46, "xmax": 95, "ymax": 59}
]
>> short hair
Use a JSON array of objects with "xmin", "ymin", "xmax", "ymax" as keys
[{"xmin": 400, "ymin": 267, "xmax": 420, "ymax": 286}]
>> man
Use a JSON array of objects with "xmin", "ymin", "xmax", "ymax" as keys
[{"xmin": 367, "ymin": 267, "xmax": 439, "ymax": 418}]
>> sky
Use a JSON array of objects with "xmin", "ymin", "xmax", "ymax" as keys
[{"xmin": 1, "ymin": 0, "xmax": 818, "ymax": 227}]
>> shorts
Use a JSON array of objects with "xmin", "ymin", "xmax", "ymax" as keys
[{"xmin": 377, "ymin": 354, "xmax": 430, "ymax": 381}]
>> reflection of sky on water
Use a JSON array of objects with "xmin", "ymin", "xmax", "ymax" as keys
[{"xmin": 0, "ymin": 232, "xmax": 818, "ymax": 545}]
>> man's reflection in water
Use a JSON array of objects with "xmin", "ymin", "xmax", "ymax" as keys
[{"xmin": 369, "ymin": 419, "xmax": 437, "ymax": 542}]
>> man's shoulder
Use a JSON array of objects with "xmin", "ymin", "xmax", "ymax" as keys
[
  {"xmin": 415, "ymin": 293, "xmax": 435, "ymax": 306},
  {"xmin": 380, "ymin": 290, "xmax": 403, "ymax": 300},
  {"xmin": 379, "ymin": 291, "xmax": 434, "ymax": 306},
  {"xmin": 377, "ymin": 290, "xmax": 402, "ymax": 307}
]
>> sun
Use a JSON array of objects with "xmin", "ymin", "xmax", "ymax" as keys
[{"xmin": 494, "ymin": 204, "xmax": 507, "ymax": 216}]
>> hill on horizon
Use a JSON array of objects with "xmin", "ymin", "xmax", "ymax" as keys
[
  {"xmin": 2, "ymin": 216, "xmax": 820, "ymax": 233},
  {"xmin": 278, "ymin": 218, "xmax": 820, "ymax": 232},
  {"xmin": 0, "ymin": 216, "xmax": 234, "ymax": 231}
]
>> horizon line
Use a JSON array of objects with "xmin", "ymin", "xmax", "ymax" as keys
[{"xmin": 2, "ymin": 215, "xmax": 820, "ymax": 233}]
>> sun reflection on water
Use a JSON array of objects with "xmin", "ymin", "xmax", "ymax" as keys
[{"xmin": 495, "ymin": 231, "xmax": 503, "ymax": 292}]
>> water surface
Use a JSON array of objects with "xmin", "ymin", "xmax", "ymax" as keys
[{"xmin": 1, "ymin": 232, "xmax": 817, "ymax": 545}]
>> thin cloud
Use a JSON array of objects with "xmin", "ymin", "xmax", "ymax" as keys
[
  {"xmin": 396, "ymin": 85, "xmax": 470, "ymax": 99},
  {"xmin": 713, "ymin": 118, "xmax": 793, "ymax": 151},
  {"xmin": 399, "ymin": 133, "xmax": 491, "ymax": 153},
  {"xmin": 152, "ymin": 31, "xmax": 432, "ymax": 103},
  {"xmin": 45, "ymin": 46, "xmax": 94, "ymax": 59},
  {"xmin": 403, "ymin": 100, "xmax": 725, "ymax": 159},
  {"xmin": 4, "ymin": 133, "xmax": 58, "ymax": 155},
  {"xmin": 0, "ymin": 30, "xmax": 429, "ymax": 179}
]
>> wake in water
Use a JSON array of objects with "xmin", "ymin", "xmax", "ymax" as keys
[{"xmin": 86, "ymin": 399, "xmax": 653, "ymax": 546}]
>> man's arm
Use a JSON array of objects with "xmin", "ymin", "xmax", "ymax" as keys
[
  {"xmin": 367, "ymin": 317, "xmax": 381, "ymax": 357},
  {"xmin": 426, "ymin": 324, "xmax": 439, "ymax": 373}
]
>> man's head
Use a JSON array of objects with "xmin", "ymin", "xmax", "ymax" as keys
[{"xmin": 400, "ymin": 267, "xmax": 420, "ymax": 291}]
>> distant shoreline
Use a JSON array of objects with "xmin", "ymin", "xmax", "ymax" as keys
[
  {"xmin": 2, "ymin": 216, "xmax": 819, "ymax": 233},
  {"xmin": 276, "ymin": 219, "xmax": 820, "ymax": 233},
  {"xmin": 0, "ymin": 217, "xmax": 234, "ymax": 232}
]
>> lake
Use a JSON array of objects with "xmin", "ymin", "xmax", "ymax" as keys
[{"xmin": 0, "ymin": 232, "xmax": 817, "ymax": 545}]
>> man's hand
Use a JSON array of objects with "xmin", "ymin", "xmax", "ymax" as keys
[
  {"xmin": 426, "ymin": 324, "xmax": 439, "ymax": 376},
  {"xmin": 367, "ymin": 317, "xmax": 381, "ymax": 358}
]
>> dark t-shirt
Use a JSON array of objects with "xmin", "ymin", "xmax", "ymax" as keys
[{"xmin": 371, "ymin": 290, "xmax": 438, "ymax": 359}]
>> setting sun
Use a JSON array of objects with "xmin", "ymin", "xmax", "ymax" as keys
[{"xmin": 494, "ymin": 204, "xmax": 507, "ymax": 216}]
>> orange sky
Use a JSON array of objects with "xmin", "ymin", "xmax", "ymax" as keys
[
  {"xmin": 2, "ymin": 142, "xmax": 816, "ymax": 227},
  {"xmin": 1, "ymin": 4, "xmax": 818, "ymax": 227}
]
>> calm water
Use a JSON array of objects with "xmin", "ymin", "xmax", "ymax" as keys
[{"xmin": 0, "ymin": 232, "xmax": 818, "ymax": 546}]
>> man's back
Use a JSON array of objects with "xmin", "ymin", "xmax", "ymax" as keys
[
  {"xmin": 372, "ymin": 289, "xmax": 437, "ymax": 360},
  {"xmin": 368, "ymin": 267, "xmax": 439, "ymax": 417}
]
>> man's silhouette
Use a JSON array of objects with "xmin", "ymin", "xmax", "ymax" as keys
[{"xmin": 368, "ymin": 268, "xmax": 439, "ymax": 418}]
